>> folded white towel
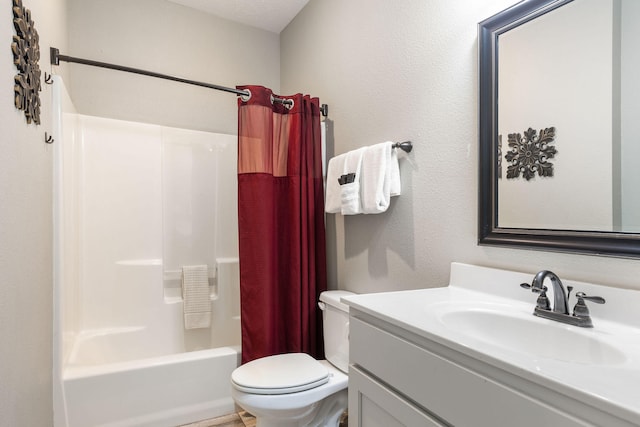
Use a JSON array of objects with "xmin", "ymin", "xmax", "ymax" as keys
[
  {"xmin": 325, "ymin": 152, "xmax": 347, "ymax": 213},
  {"xmin": 340, "ymin": 148, "xmax": 366, "ymax": 215},
  {"xmin": 182, "ymin": 265, "xmax": 211, "ymax": 329},
  {"xmin": 361, "ymin": 142, "xmax": 402, "ymax": 214},
  {"xmin": 389, "ymin": 146, "xmax": 401, "ymax": 197}
]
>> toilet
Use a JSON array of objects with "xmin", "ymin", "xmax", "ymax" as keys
[{"xmin": 231, "ymin": 290, "xmax": 355, "ymax": 427}]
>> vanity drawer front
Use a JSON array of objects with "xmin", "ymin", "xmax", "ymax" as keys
[
  {"xmin": 349, "ymin": 365, "xmax": 446, "ymax": 427},
  {"xmin": 350, "ymin": 316, "xmax": 593, "ymax": 427}
]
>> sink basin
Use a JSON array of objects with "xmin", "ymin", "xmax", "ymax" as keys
[{"xmin": 437, "ymin": 306, "xmax": 627, "ymax": 365}]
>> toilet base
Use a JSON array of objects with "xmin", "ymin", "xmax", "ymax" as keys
[{"xmin": 252, "ymin": 388, "xmax": 347, "ymax": 427}]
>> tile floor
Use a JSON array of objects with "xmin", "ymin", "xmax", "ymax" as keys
[
  {"xmin": 182, "ymin": 409, "xmax": 349, "ymax": 427},
  {"xmin": 181, "ymin": 410, "xmax": 256, "ymax": 427}
]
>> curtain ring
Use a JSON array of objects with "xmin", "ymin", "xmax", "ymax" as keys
[
  {"xmin": 284, "ymin": 98, "xmax": 294, "ymax": 110},
  {"xmin": 239, "ymin": 89, "xmax": 251, "ymax": 103},
  {"xmin": 271, "ymin": 94, "xmax": 294, "ymax": 110}
]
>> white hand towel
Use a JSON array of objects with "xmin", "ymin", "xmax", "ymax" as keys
[
  {"xmin": 325, "ymin": 153, "xmax": 347, "ymax": 213},
  {"xmin": 182, "ymin": 265, "xmax": 211, "ymax": 329},
  {"xmin": 361, "ymin": 142, "xmax": 402, "ymax": 214},
  {"xmin": 341, "ymin": 148, "xmax": 366, "ymax": 215},
  {"xmin": 389, "ymin": 147, "xmax": 401, "ymax": 197}
]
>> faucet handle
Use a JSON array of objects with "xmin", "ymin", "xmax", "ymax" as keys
[
  {"xmin": 573, "ymin": 292, "xmax": 605, "ymax": 318},
  {"xmin": 575, "ymin": 292, "xmax": 605, "ymax": 304},
  {"xmin": 520, "ymin": 282, "xmax": 547, "ymax": 293},
  {"xmin": 521, "ymin": 283, "xmax": 550, "ymax": 310}
]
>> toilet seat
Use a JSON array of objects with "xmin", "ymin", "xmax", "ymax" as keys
[{"xmin": 231, "ymin": 353, "xmax": 329, "ymax": 395}]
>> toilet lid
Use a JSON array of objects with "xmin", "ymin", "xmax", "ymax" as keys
[{"xmin": 232, "ymin": 353, "xmax": 329, "ymax": 395}]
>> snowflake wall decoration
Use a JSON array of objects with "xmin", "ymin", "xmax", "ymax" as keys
[
  {"xmin": 11, "ymin": 0, "xmax": 42, "ymax": 125},
  {"xmin": 505, "ymin": 127, "xmax": 556, "ymax": 181}
]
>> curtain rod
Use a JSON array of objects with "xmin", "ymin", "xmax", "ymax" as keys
[{"xmin": 49, "ymin": 47, "xmax": 328, "ymax": 116}]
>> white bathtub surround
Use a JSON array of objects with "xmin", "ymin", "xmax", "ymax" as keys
[
  {"xmin": 57, "ymin": 114, "xmax": 239, "ymax": 348},
  {"xmin": 53, "ymin": 77, "xmax": 241, "ymax": 427},
  {"xmin": 182, "ymin": 265, "xmax": 212, "ymax": 329},
  {"xmin": 162, "ymin": 128, "xmax": 229, "ymax": 291}
]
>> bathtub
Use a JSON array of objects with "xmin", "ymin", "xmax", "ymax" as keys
[
  {"xmin": 60, "ymin": 257, "xmax": 242, "ymax": 427},
  {"xmin": 63, "ymin": 328, "xmax": 240, "ymax": 427},
  {"xmin": 52, "ymin": 80, "xmax": 243, "ymax": 427}
]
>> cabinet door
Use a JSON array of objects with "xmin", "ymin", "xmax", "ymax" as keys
[
  {"xmin": 349, "ymin": 365, "xmax": 448, "ymax": 427},
  {"xmin": 350, "ymin": 316, "xmax": 600, "ymax": 427}
]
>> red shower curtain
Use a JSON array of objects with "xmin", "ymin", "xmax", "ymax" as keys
[{"xmin": 236, "ymin": 85, "xmax": 327, "ymax": 364}]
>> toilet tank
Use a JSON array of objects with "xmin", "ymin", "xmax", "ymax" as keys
[{"xmin": 319, "ymin": 290, "xmax": 355, "ymax": 373}]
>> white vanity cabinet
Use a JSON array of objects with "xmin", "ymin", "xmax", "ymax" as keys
[
  {"xmin": 345, "ymin": 262, "xmax": 640, "ymax": 427},
  {"xmin": 348, "ymin": 311, "xmax": 598, "ymax": 427}
]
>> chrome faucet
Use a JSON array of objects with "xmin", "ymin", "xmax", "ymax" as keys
[{"xmin": 520, "ymin": 270, "xmax": 605, "ymax": 327}]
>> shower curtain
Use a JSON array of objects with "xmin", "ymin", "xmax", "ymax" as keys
[{"xmin": 237, "ymin": 85, "xmax": 327, "ymax": 364}]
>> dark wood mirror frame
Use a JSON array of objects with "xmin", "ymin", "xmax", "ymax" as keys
[{"xmin": 478, "ymin": 0, "xmax": 640, "ymax": 258}]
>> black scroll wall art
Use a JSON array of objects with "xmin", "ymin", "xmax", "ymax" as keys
[
  {"xmin": 11, "ymin": 0, "xmax": 42, "ymax": 125},
  {"xmin": 505, "ymin": 127, "xmax": 556, "ymax": 181}
]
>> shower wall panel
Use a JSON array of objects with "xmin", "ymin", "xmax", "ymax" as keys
[{"xmin": 61, "ymin": 115, "xmax": 238, "ymax": 357}]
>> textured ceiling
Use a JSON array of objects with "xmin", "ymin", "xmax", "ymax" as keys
[{"xmin": 166, "ymin": 0, "xmax": 310, "ymax": 33}]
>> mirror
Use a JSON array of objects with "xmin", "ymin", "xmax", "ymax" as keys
[{"xmin": 479, "ymin": 0, "xmax": 640, "ymax": 257}]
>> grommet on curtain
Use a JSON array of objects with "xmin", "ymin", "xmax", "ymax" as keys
[
  {"xmin": 239, "ymin": 89, "xmax": 251, "ymax": 103},
  {"xmin": 271, "ymin": 94, "xmax": 294, "ymax": 110},
  {"xmin": 283, "ymin": 98, "xmax": 294, "ymax": 110}
]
